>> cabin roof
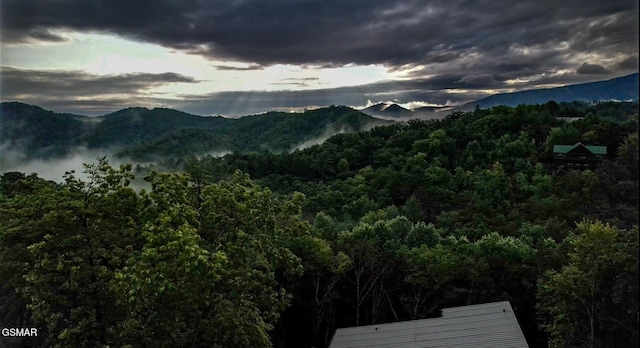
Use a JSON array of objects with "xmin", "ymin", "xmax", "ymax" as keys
[
  {"xmin": 329, "ymin": 301, "xmax": 529, "ymax": 348},
  {"xmin": 553, "ymin": 142, "xmax": 607, "ymax": 155}
]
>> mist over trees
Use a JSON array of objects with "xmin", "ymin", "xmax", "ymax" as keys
[
  {"xmin": 0, "ymin": 103, "xmax": 388, "ymax": 163},
  {"xmin": 1, "ymin": 101, "xmax": 638, "ymax": 348}
]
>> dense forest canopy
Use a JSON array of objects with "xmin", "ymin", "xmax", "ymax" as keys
[
  {"xmin": 0, "ymin": 103, "xmax": 389, "ymax": 162},
  {"xmin": 1, "ymin": 101, "xmax": 638, "ymax": 348}
]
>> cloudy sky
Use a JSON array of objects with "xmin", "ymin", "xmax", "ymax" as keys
[{"xmin": 1, "ymin": 0, "xmax": 638, "ymax": 116}]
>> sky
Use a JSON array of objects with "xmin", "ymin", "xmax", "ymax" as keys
[{"xmin": 0, "ymin": 0, "xmax": 638, "ymax": 117}]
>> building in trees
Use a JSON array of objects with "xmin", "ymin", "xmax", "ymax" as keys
[
  {"xmin": 553, "ymin": 142, "xmax": 607, "ymax": 169},
  {"xmin": 329, "ymin": 301, "xmax": 529, "ymax": 348}
]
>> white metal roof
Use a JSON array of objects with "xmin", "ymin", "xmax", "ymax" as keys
[{"xmin": 329, "ymin": 301, "xmax": 529, "ymax": 348}]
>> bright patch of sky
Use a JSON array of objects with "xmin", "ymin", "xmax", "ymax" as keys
[{"xmin": 2, "ymin": 30, "xmax": 395, "ymax": 97}]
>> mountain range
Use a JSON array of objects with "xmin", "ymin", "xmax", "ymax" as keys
[
  {"xmin": 360, "ymin": 103, "xmax": 450, "ymax": 119},
  {"xmin": 0, "ymin": 103, "xmax": 388, "ymax": 162},
  {"xmin": 361, "ymin": 103, "xmax": 415, "ymax": 118},
  {"xmin": 1, "ymin": 73, "xmax": 637, "ymax": 164},
  {"xmin": 460, "ymin": 73, "xmax": 639, "ymax": 110},
  {"xmin": 360, "ymin": 73, "xmax": 639, "ymax": 118}
]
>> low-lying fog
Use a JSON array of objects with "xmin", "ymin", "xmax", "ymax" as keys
[
  {"xmin": 0, "ymin": 145, "xmax": 234, "ymax": 193},
  {"xmin": 1, "ymin": 145, "xmax": 136, "ymax": 183}
]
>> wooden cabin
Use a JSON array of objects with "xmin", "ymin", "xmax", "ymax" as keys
[{"xmin": 552, "ymin": 142, "xmax": 607, "ymax": 169}]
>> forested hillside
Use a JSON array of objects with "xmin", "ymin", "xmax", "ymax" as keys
[
  {"xmin": 0, "ymin": 103, "xmax": 388, "ymax": 161},
  {"xmin": 1, "ymin": 101, "xmax": 638, "ymax": 348}
]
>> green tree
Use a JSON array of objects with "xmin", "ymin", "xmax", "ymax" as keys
[
  {"xmin": 112, "ymin": 204, "xmax": 231, "ymax": 347},
  {"xmin": 338, "ymin": 221, "xmax": 387, "ymax": 326},
  {"xmin": 114, "ymin": 170, "xmax": 308, "ymax": 347},
  {"xmin": 291, "ymin": 229, "xmax": 350, "ymax": 348},
  {"xmin": 0, "ymin": 158, "xmax": 139, "ymax": 347},
  {"xmin": 401, "ymin": 244, "xmax": 463, "ymax": 319},
  {"xmin": 616, "ymin": 131, "xmax": 639, "ymax": 178},
  {"xmin": 0, "ymin": 173, "xmax": 57, "ymax": 348},
  {"xmin": 545, "ymin": 124, "xmax": 581, "ymax": 153},
  {"xmin": 537, "ymin": 220, "xmax": 639, "ymax": 348}
]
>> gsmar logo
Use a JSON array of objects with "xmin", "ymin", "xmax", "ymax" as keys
[{"xmin": 2, "ymin": 328, "xmax": 38, "ymax": 337}]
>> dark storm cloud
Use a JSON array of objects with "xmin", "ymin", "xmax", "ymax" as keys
[
  {"xmin": 0, "ymin": 67, "xmax": 198, "ymax": 114},
  {"xmin": 0, "ymin": 66, "xmax": 483, "ymax": 116},
  {"xmin": 25, "ymin": 28, "xmax": 67, "ymax": 42},
  {"xmin": 0, "ymin": 67, "xmax": 196, "ymax": 96},
  {"xmin": 0, "ymin": 64, "xmax": 468, "ymax": 116},
  {"xmin": 616, "ymin": 56, "xmax": 639, "ymax": 71},
  {"xmin": 2, "ymin": 0, "xmax": 638, "ymax": 115},
  {"xmin": 456, "ymin": 74, "xmax": 501, "ymax": 86},
  {"xmin": 211, "ymin": 64, "xmax": 264, "ymax": 71},
  {"xmin": 2, "ymin": 0, "xmax": 637, "ymax": 69},
  {"xmin": 577, "ymin": 63, "xmax": 609, "ymax": 75}
]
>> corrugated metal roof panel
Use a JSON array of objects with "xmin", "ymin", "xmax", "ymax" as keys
[
  {"xmin": 442, "ymin": 300, "xmax": 511, "ymax": 317},
  {"xmin": 329, "ymin": 301, "xmax": 529, "ymax": 348}
]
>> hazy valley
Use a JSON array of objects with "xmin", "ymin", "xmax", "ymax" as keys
[{"xmin": 2, "ymin": 73, "xmax": 637, "ymax": 181}]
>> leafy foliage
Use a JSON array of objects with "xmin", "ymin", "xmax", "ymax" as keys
[
  {"xmin": 1, "ymin": 103, "xmax": 388, "ymax": 161},
  {"xmin": 537, "ymin": 221, "xmax": 639, "ymax": 348},
  {"xmin": 0, "ymin": 161, "xmax": 310, "ymax": 347},
  {"xmin": 1, "ymin": 101, "xmax": 638, "ymax": 347}
]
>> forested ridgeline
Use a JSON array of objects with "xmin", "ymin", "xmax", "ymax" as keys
[
  {"xmin": 0, "ymin": 103, "xmax": 389, "ymax": 161},
  {"xmin": 0, "ymin": 101, "xmax": 638, "ymax": 348}
]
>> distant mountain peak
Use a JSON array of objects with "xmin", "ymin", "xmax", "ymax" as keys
[
  {"xmin": 362, "ymin": 102, "xmax": 389, "ymax": 111},
  {"xmin": 383, "ymin": 103, "xmax": 410, "ymax": 112},
  {"xmin": 361, "ymin": 102, "xmax": 412, "ymax": 118}
]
